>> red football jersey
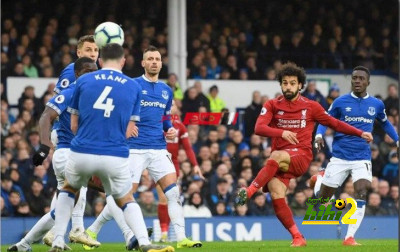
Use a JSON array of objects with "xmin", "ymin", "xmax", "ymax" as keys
[
  {"xmin": 166, "ymin": 120, "xmax": 198, "ymax": 171},
  {"xmin": 255, "ymin": 95, "xmax": 363, "ymax": 153}
]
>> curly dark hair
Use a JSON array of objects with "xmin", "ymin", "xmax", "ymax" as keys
[{"xmin": 276, "ymin": 62, "xmax": 306, "ymax": 90}]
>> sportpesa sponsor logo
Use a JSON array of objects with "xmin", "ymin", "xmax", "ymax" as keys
[
  {"xmin": 344, "ymin": 116, "xmax": 373, "ymax": 123},
  {"xmin": 140, "ymin": 100, "xmax": 166, "ymax": 108}
]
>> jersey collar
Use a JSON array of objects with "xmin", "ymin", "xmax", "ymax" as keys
[
  {"xmin": 101, "ymin": 68, "xmax": 122, "ymax": 73},
  {"xmin": 142, "ymin": 74, "xmax": 159, "ymax": 83},
  {"xmin": 351, "ymin": 92, "xmax": 369, "ymax": 99}
]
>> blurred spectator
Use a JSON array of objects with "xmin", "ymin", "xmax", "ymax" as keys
[
  {"xmin": 183, "ymin": 192, "xmax": 212, "ymax": 218},
  {"xmin": 365, "ymin": 192, "xmax": 388, "ymax": 216},
  {"xmin": 249, "ymin": 191, "xmax": 272, "ymax": 216},
  {"xmin": 166, "ymin": 73, "xmax": 184, "ymax": 106},
  {"xmin": 322, "ymin": 39, "xmax": 344, "ymax": 69},
  {"xmin": 22, "ymin": 54, "xmax": 39, "ymax": 78},
  {"xmin": 214, "ymin": 201, "xmax": 228, "ymax": 216},
  {"xmin": 235, "ymin": 204, "xmax": 250, "ymax": 216},
  {"xmin": 207, "ymin": 85, "xmax": 225, "ymax": 113},
  {"xmin": 1, "ymin": 173, "xmax": 26, "ymax": 211},
  {"xmin": 137, "ymin": 190, "xmax": 158, "ymax": 217},
  {"xmin": 302, "ymin": 80, "xmax": 328, "ymax": 110},
  {"xmin": 326, "ymin": 84, "xmax": 340, "ymax": 106},
  {"xmin": 181, "ymin": 87, "xmax": 201, "ymax": 119},
  {"xmin": 26, "ymin": 178, "xmax": 48, "ymax": 216},
  {"xmin": 382, "ymin": 150, "xmax": 399, "ymax": 184},
  {"xmin": 371, "ymin": 143, "xmax": 385, "ymax": 177},
  {"xmin": 290, "ymin": 190, "xmax": 308, "ymax": 216},
  {"xmin": 15, "ymin": 202, "xmax": 33, "ymax": 217},
  {"xmin": 208, "ymin": 178, "xmax": 234, "ymax": 215},
  {"xmin": 384, "ymin": 84, "xmax": 399, "ymax": 116},
  {"xmin": 122, "ymin": 54, "xmax": 142, "ymax": 78},
  {"xmin": 378, "ymin": 180, "xmax": 397, "ymax": 214},
  {"xmin": 17, "ymin": 86, "xmax": 43, "ymax": 119},
  {"xmin": 244, "ymin": 91, "xmax": 262, "ymax": 138}
]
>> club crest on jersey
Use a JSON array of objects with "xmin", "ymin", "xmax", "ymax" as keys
[
  {"xmin": 60, "ymin": 79, "xmax": 70, "ymax": 88},
  {"xmin": 368, "ymin": 107, "xmax": 375, "ymax": 116},
  {"xmin": 301, "ymin": 109, "xmax": 307, "ymax": 119},
  {"xmin": 55, "ymin": 95, "xmax": 65, "ymax": 104},
  {"xmin": 162, "ymin": 90, "xmax": 169, "ymax": 100}
]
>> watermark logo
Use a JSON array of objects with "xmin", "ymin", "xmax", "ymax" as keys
[
  {"xmin": 161, "ymin": 112, "xmax": 238, "ymax": 125},
  {"xmin": 302, "ymin": 198, "xmax": 357, "ymax": 225}
]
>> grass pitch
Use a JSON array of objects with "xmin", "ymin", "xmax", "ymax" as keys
[{"xmin": 1, "ymin": 239, "xmax": 398, "ymax": 252}]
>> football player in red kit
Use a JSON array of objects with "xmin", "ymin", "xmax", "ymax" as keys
[
  {"xmin": 235, "ymin": 63, "xmax": 373, "ymax": 247},
  {"xmin": 157, "ymin": 100, "xmax": 204, "ymax": 242}
]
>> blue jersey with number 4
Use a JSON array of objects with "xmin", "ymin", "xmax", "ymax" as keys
[
  {"xmin": 127, "ymin": 75, "xmax": 173, "ymax": 150},
  {"xmin": 316, "ymin": 92, "xmax": 398, "ymax": 161},
  {"xmin": 68, "ymin": 69, "xmax": 141, "ymax": 157},
  {"xmin": 47, "ymin": 85, "xmax": 76, "ymax": 149}
]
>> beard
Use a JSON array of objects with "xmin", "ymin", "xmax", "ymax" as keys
[{"xmin": 283, "ymin": 89, "xmax": 299, "ymax": 100}]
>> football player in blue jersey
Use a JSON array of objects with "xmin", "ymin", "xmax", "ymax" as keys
[
  {"xmin": 8, "ymin": 57, "xmax": 100, "ymax": 252},
  {"xmin": 49, "ymin": 43, "xmax": 173, "ymax": 252},
  {"xmin": 312, "ymin": 66, "xmax": 399, "ymax": 246},
  {"xmin": 85, "ymin": 46, "xmax": 202, "ymax": 249},
  {"xmin": 53, "ymin": 35, "xmax": 99, "ymax": 94},
  {"xmin": 128, "ymin": 46, "xmax": 201, "ymax": 248},
  {"xmin": 50, "ymin": 36, "xmax": 99, "ymax": 241}
]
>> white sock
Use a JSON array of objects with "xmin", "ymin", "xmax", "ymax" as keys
[
  {"xmin": 53, "ymin": 191, "xmax": 75, "ymax": 248},
  {"xmin": 314, "ymin": 175, "xmax": 323, "ymax": 197},
  {"xmin": 165, "ymin": 184, "xmax": 186, "ymax": 241},
  {"xmin": 105, "ymin": 195, "xmax": 134, "ymax": 243},
  {"xmin": 71, "ymin": 187, "xmax": 87, "ymax": 231},
  {"xmin": 114, "ymin": 199, "xmax": 150, "ymax": 246},
  {"xmin": 88, "ymin": 203, "xmax": 113, "ymax": 234},
  {"xmin": 345, "ymin": 200, "xmax": 366, "ymax": 239},
  {"xmin": 18, "ymin": 212, "xmax": 54, "ymax": 244}
]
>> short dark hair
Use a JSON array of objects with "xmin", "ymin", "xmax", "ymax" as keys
[
  {"xmin": 144, "ymin": 45, "xmax": 159, "ymax": 54},
  {"xmin": 276, "ymin": 62, "xmax": 306, "ymax": 89},
  {"xmin": 74, "ymin": 57, "xmax": 94, "ymax": 72},
  {"xmin": 77, "ymin": 35, "xmax": 95, "ymax": 49},
  {"xmin": 209, "ymin": 85, "xmax": 218, "ymax": 93},
  {"xmin": 353, "ymin": 66, "xmax": 370, "ymax": 80},
  {"xmin": 100, "ymin": 43, "xmax": 124, "ymax": 61}
]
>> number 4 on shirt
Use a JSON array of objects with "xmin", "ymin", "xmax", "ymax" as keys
[{"xmin": 93, "ymin": 86, "xmax": 115, "ymax": 117}]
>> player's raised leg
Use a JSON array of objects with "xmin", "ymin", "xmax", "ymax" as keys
[{"xmin": 235, "ymin": 150, "xmax": 286, "ymax": 205}]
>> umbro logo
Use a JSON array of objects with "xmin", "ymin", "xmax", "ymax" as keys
[
  {"xmin": 142, "ymin": 90, "xmax": 147, "ymax": 95},
  {"xmin": 278, "ymin": 111, "xmax": 284, "ymax": 115},
  {"xmin": 345, "ymin": 107, "xmax": 352, "ymax": 112}
]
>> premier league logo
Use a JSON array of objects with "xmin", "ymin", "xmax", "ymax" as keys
[
  {"xmin": 162, "ymin": 90, "xmax": 169, "ymax": 100},
  {"xmin": 367, "ymin": 107, "xmax": 375, "ymax": 116}
]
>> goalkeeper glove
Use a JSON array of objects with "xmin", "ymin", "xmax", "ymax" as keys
[{"xmin": 32, "ymin": 144, "xmax": 51, "ymax": 166}]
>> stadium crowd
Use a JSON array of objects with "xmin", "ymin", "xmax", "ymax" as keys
[{"xmin": 1, "ymin": 0, "xmax": 399, "ymax": 218}]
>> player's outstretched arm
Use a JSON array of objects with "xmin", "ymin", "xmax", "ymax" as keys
[{"xmin": 33, "ymin": 107, "xmax": 59, "ymax": 166}]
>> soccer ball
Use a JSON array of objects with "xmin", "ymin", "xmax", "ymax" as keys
[
  {"xmin": 335, "ymin": 199, "xmax": 346, "ymax": 210},
  {"xmin": 94, "ymin": 22, "xmax": 124, "ymax": 48}
]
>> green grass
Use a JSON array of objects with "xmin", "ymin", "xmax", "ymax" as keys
[{"xmin": 2, "ymin": 240, "xmax": 398, "ymax": 252}]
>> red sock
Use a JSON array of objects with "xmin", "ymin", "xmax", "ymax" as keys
[
  {"xmin": 158, "ymin": 204, "xmax": 170, "ymax": 233},
  {"xmin": 272, "ymin": 198, "xmax": 301, "ymax": 238},
  {"xmin": 247, "ymin": 159, "xmax": 279, "ymax": 198}
]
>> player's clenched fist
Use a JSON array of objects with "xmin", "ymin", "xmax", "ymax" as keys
[
  {"xmin": 361, "ymin": 132, "xmax": 373, "ymax": 142},
  {"xmin": 282, "ymin": 130, "xmax": 299, "ymax": 145},
  {"xmin": 165, "ymin": 127, "xmax": 177, "ymax": 140}
]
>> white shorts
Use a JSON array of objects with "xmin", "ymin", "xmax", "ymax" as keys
[
  {"xmin": 129, "ymin": 149, "xmax": 175, "ymax": 184},
  {"xmin": 51, "ymin": 129, "xmax": 58, "ymax": 147},
  {"xmin": 322, "ymin": 157, "xmax": 372, "ymax": 188},
  {"xmin": 52, "ymin": 148, "xmax": 70, "ymax": 190},
  {"xmin": 65, "ymin": 151, "xmax": 131, "ymax": 199}
]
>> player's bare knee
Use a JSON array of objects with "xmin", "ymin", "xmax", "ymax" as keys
[{"xmin": 269, "ymin": 151, "xmax": 283, "ymax": 162}]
